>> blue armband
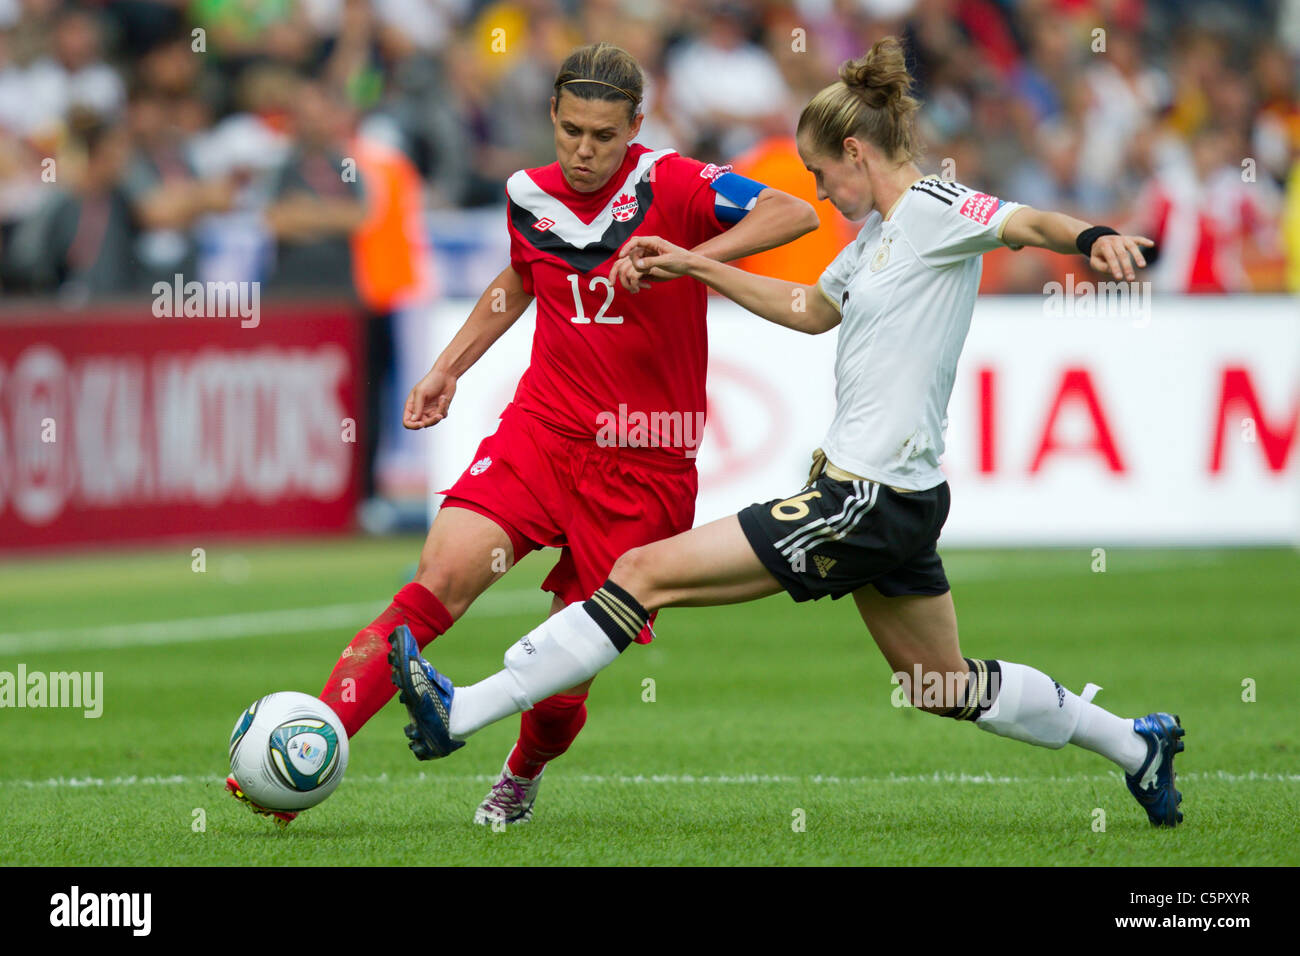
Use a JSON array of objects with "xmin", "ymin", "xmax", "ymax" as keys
[{"xmin": 710, "ymin": 171, "xmax": 767, "ymax": 223}]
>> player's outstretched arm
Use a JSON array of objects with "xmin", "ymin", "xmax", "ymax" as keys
[
  {"xmin": 1001, "ymin": 207, "xmax": 1155, "ymax": 282},
  {"xmin": 617, "ymin": 235, "xmax": 840, "ymax": 335},
  {"xmin": 688, "ymin": 187, "xmax": 819, "ymax": 264},
  {"xmin": 403, "ymin": 265, "xmax": 534, "ymax": 430}
]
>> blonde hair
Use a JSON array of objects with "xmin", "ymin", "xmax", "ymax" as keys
[
  {"xmin": 797, "ymin": 37, "xmax": 921, "ymax": 162},
  {"xmin": 553, "ymin": 42, "xmax": 644, "ymax": 122}
]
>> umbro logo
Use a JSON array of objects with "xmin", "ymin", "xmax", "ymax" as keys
[
  {"xmin": 532, "ymin": 217, "xmax": 555, "ymax": 232},
  {"xmin": 1054, "ymin": 681, "xmax": 1066, "ymax": 707},
  {"xmin": 519, "ymin": 637, "xmax": 536, "ymax": 655},
  {"xmin": 813, "ymin": 554, "xmax": 837, "ymax": 578}
]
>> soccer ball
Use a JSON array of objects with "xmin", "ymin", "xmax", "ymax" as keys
[{"xmin": 228, "ymin": 692, "xmax": 349, "ymax": 812}]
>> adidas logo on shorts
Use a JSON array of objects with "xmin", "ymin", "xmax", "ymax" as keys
[{"xmin": 813, "ymin": 555, "xmax": 837, "ymax": 578}]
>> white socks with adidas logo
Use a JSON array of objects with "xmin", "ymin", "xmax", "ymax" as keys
[{"xmin": 975, "ymin": 660, "xmax": 1148, "ymax": 774}]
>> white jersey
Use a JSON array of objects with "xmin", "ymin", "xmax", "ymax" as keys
[{"xmin": 816, "ymin": 177, "xmax": 1024, "ymax": 491}]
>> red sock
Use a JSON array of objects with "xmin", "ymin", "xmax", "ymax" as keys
[
  {"xmin": 507, "ymin": 692, "xmax": 589, "ymax": 779},
  {"xmin": 320, "ymin": 582, "xmax": 453, "ymax": 738}
]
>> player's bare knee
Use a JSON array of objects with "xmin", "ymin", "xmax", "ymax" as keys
[
  {"xmin": 609, "ymin": 547, "xmax": 659, "ymax": 609},
  {"xmin": 412, "ymin": 563, "xmax": 471, "ymax": 620}
]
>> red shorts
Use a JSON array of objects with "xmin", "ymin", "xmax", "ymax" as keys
[{"xmin": 440, "ymin": 406, "xmax": 698, "ymax": 643}]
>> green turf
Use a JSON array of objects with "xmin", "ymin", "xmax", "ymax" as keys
[{"xmin": 0, "ymin": 537, "xmax": 1296, "ymax": 865}]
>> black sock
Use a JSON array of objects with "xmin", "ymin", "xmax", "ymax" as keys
[
  {"xmin": 940, "ymin": 658, "xmax": 1003, "ymax": 721},
  {"xmin": 582, "ymin": 579, "xmax": 650, "ymax": 652}
]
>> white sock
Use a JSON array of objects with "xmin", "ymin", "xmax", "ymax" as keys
[
  {"xmin": 1072, "ymin": 696, "xmax": 1148, "ymax": 775},
  {"xmin": 447, "ymin": 670, "xmax": 531, "ymax": 740},
  {"xmin": 447, "ymin": 603, "xmax": 622, "ymax": 739},
  {"xmin": 975, "ymin": 660, "xmax": 1147, "ymax": 774}
]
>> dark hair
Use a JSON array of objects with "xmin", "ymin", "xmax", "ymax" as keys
[
  {"xmin": 797, "ymin": 36, "xmax": 922, "ymax": 162},
  {"xmin": 553, "ymin": 42, "xmax": 644, "ymax": 122}
]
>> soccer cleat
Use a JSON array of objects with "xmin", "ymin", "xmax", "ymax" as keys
[
  {"xmin": 387, "ymin": 625, "xmax": 464, "ymax": 760},
  {"xmin": 473, "ymin": 763, "xmax": 544, "ymax": 826},
  {"xmin": 1125, "ymin": 712, "xmax": 1185, "ymax": 827},
  {"xmin": 226, "ymin": 775, "xmax": 298, "ymax": 830}
]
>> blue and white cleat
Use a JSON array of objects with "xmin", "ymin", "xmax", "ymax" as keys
[
  {"xmin": 1126, "ymin": 712, "xmax": 1185, "ymax": 827},
  {"xmin": 387, "ymin": 625, "xmax": 465, "ymax": 760}
]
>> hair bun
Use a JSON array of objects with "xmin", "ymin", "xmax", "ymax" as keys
[{"xmin": 840, "ymin": 37, "xmax": 911, "ymax": 110}]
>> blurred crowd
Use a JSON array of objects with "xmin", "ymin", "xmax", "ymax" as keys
[{"xmin": 0, "ymin": 0, "xmax": 1298, "ymax": 301}]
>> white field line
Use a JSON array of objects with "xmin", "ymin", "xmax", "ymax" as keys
[
  {"xmin": 1, "ymin": 770, "xmax": 1295, "ymax": 789},
  {"xmin": 0, "ymin": 551, "xmax": 1224, "ymax": 656},
  {"xmin": 0, "ymin": 589, "xmax": 547, "ymax": 656}
]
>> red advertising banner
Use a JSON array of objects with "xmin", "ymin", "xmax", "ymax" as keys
[{"xmin": 0, "ymin": 302, "xmax": 362, "ymax": 551}]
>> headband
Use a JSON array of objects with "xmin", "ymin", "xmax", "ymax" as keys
[{"xmin": 561, "ymin": 78, "xmax": 637, "ymax": 102}]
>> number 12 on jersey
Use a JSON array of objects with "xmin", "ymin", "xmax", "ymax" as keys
[{"xmin": 567, "ymin": 273, "xmax": 623, "ymax": 325}]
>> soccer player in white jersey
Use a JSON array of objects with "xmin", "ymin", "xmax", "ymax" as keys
[{"xmin": 390, "ymin": 37, "xmax": 1185, "ymax": 827}]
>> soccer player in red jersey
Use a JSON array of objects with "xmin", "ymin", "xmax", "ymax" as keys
[{"xmin": 226, "ymin": 41, "xmax": 817, "ymax": 828}]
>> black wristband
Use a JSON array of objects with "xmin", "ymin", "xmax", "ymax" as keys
[{"xmin": 1076, "ymin": 225, "xmax": 1119, "ymax": 257}]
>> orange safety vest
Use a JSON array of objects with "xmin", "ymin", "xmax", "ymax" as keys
[
  {"xmin": 350, "ymin": 136, "xmax": 434, "ymax": 313},
  {"xmin": 729, "ymin": 135, "xmax": 858, "ymax": 285}
]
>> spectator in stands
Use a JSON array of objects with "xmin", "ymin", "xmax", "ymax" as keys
[
  {"xmin": 1007, "ymin": 11, "xmax": 1076, "ymax": 128},
  {"xmin": 1128, "ymin": 125, "xmax": 1283, "ymax": 293},
  {"xmin": 4, "ymin": 0, "xmax": 59, "ymax": 69},
  {"xmin": 1077, "ymin": 27, "xmax": 1170, "ymax": 213},
  {"xmin": 264, "ymin": 78, "xmax": 366, "ymax": 293},
  {"xmin": 3, "ymin": 110, "xmax": 137, "ymax": 297},
  {"xmin": 1252, "ymin": 41, "xmax": 1300, "ymax": 187},
  {"xmin": 120, "ymin": 81, "xmax": 234, "ymax": 286},
  {"xmin": 0, "ymin": 0, "xmax": 1296, "ymax": 300},
  {"xmin": 490, "ymin": 2, "xmax": 579, "ymax": 172},
  {"xmin": 23, "ymin": 5, "xmax": 123, "ymax": 136},
  {"xmin": 664, "ymin": 1, "xmax": 791, "ymax": 160},
  {"xmin": 728, "ymin": 109, "xmax": 857, "ymax": 284},
  {"xmin": 188, "ymin": 0, "xmax": 312, "ymax": 68},
  {"xmin": 442, "ymin": 35, "xmax": 526, "ymax": 206}
]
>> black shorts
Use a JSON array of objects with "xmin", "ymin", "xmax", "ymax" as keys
[{"xmin": 737, "ymin": 476, "xmax": 951, "ymax": 601}]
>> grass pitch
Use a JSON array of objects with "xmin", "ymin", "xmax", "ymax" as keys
[{"xmin": 0, "ymin": 536, "xmax": 1296, "ymax": 866}]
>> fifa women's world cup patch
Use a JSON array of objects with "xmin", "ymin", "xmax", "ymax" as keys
[
  {"xmin": 612, "ymin": 193, "xmax": 639, "ymax": 222},
  {"xmin": 958, "ymin": 192, "xmax": 1001, "ymax": 225}
]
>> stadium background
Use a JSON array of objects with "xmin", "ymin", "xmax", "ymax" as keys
[{"xmin": 0, "ymin": 0, "xmax": 1297, "ymax": 868}]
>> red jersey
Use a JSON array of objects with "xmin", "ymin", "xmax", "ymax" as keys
[{"xmin": 505, "ymin": 144, "xmax": 732, "ymax": 461}]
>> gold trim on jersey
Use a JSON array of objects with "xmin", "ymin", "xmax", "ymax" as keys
[
  {"xmin": 997, "ymin": 204, "xmax": 1029, "ymax": 250},
  {"xmin": 886, "ymin": 175, "xmax": 930, "ymax": 221},
  {"xmin": 817, "ymin": 280, "xmax": 842, "ymax": 314},
  {"xmin": 807, "ymin": 447, "xmax": 915, "ymax": 494}
]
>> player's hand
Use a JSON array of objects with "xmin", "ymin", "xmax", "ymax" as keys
[
  {"xmin": 610, "ymin": 255, "xmax": 657, "ymax": 293},
  {"xmin": 1090, "ymin": 234, "xmax": 1155, "ymax": 282},
  {"xmin": 404, "ymin": 367, "xmax": 457, "ymax": 429},
  {"xmin": 615, "ymin": 235, "xmax": 693, "ymax": 292}
]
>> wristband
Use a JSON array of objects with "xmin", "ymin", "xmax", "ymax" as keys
[{"xmin": 1076, "ymin": 225, "xmax": 1119, "ymax": 257}]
